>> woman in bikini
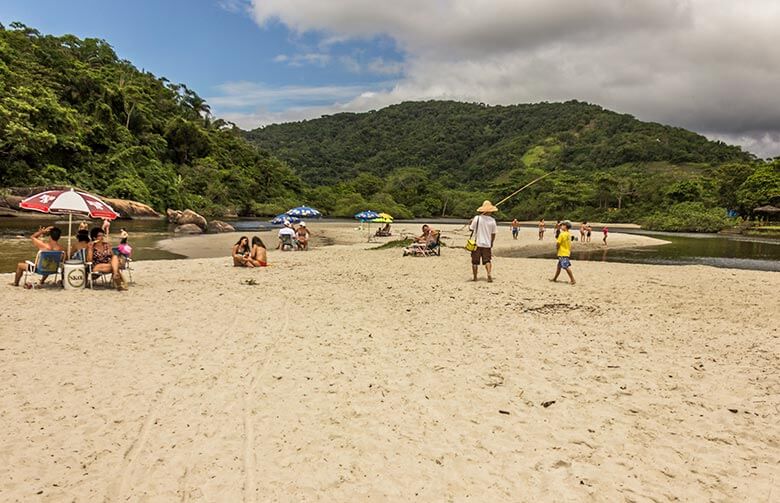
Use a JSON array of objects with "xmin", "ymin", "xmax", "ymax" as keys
[
  {"xmin": 295, "ymin": 222, "xmax": 310, "ymax": 250},
  {"xmin": 249, "ymin": 237, "xmax": 268, "ymax": 267},
  {"xmin": 232, "ymin": 236, "xmax": 254, "ymax": 267},
  {"xmin": 87, "ymin": 227, "xmax": 125, "ymax": 290}
]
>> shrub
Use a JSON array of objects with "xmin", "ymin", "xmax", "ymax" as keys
[{"xmin": 640, "ymin": 202, "xmax": 736, "ymax": 232}]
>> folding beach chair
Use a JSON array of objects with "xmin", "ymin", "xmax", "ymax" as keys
[
  {"xmin": 86, "ymin": 247, "xmax": 133, "ymax": 289},
  {"xmin": 280, "ymin": 234, "xmax": 296, "ymax": 251},
  {"xmin": 23, "ymin": 250, "xmax": 65, "ymax": 288}
]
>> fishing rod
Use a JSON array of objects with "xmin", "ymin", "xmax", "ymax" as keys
[
  {"xmin": 495, "ymin": 170, "xmax": 555, "ymax": 207},
  {"xmin": 455, "ymin": 170, "xmax": 556, "ymax": 230}
]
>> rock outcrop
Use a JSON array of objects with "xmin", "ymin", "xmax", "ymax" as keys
[
  {"xmin": 166, "ymin": 208, "xmax": 207, "ymax": 230},
  {"xmin": 0, "ymin": 186, "xmax": 160, "ymax": 218},
  {"xmin": 207, "ymin": 220, "xmax": 236, "ymax": 233},
  {"xmin": 174, "ymin": 223, "xmax": 203, "ymax": 234}
]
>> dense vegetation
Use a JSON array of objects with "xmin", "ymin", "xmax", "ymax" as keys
[
  {"xmin": 2, "ymin": 23, "xmax": 778, "ymax": 230},
  {"xmin": 247, "ymin": 101, "xmax": 779, "ymax": 228},
  {"xmin": 0, "ymin": 23, "xmax": 301, "ymax": 216}
]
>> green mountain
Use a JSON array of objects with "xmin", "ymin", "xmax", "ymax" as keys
[
  {"xmin": 246, "ymin": 100, "xmax": 778, "ymax": 227},
  {"xmin": 0, "ymin": 22, "xmax": 301, "ymax": 217},
  {"xmin": 2, "ymin": 22, "xmax": 777, "ymax": 229}
]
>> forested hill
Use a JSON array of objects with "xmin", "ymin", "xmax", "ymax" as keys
[
  {"xmin": 246, "ymin": 100, "xmax": 778, "ymax": 228},
  {"xmin": 245, "ymin": 100, "xmax": 751, "ymax": 185},
  {"xmin": 0, "ymin": 23, "xmax": 300, "ymax": 216}
]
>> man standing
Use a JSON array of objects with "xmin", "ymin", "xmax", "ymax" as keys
[
  {"xmin": 550, "ymin": 220, "xmax": 576, "ymax": 285},
  {"xmin": 12, "ymin": 225, "xmax": 63, "ymax": 286},
  {"xmin": 469, "ymin": 200, "xmax": 498, "ymax": 282},
  {"xmin": 511, "ymin": 218, "xmax": 520, "ymax": 240}
]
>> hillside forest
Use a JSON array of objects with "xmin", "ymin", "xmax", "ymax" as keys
[{"xmin": 2, "ymin": 23, "xmax": 779, "ymax": 231}]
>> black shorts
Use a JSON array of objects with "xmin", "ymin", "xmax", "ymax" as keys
[{"xmin": 471, "ymin": 247, "xmax": 492, "ymax": 265}]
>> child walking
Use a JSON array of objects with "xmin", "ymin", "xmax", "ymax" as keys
[{"xmin": 550, "ymin": 220, "xmax": 576, "ymax": 285}]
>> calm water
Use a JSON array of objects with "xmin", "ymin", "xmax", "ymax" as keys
[
  {"xmin": 503, "ymin": 228, "xmax": 780, "ymax": 272},
  {"xmin": 2, "ymin": 217, "xmax": 779, "ymax": 273}
]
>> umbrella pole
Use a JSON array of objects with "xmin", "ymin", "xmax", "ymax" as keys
[{"xmin": 67, "ymin": 213, "xmax": 72, "ymax": 258}]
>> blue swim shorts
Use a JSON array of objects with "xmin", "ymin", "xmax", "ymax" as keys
[{"xmin": 557, "ymin": 256, "xmax": 571, "ymax": 269}]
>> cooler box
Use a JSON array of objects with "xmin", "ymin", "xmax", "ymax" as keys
[{"xmin": 63, "ymin": 260, "xmax": 86, "ymax": 289}]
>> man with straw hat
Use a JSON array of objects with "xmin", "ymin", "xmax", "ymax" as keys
[{"xmin": 469, "ymin": 200, "xmax": 499, "ymax": 282}]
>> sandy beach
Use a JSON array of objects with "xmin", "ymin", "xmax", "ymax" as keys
[{"xmin": 1, "ymin": 223, "xmax": 778, "ymax": 501}]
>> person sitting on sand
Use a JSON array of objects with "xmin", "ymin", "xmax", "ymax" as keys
[
  {"xmin": 295, "ymin": 222, "xmax": 311, "ymax": 250},
  {"xmin": 249, "ymin": 236, "xmax": 268, "ymax": 267},
  {"xmin": 12, "ymin": 225, "xmax": 63, "ymax": 287},
  {"xmin": 232, "ymin": 236, "xmax": 254, "ymax": 267},
  {"xmin": 87, "ymin": 227, "xmax": 126, "ymax": 290}
]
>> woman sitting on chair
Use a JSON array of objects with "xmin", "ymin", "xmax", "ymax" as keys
[
  {"xmin": 87, "ymin": 227, "xmax": 125, "ymax": 289},
  {"xmin": 249, "ymin": 236, "xmax": 268, "ymax": 267},
  {"xmin": 232, "ymin": 236, "xmax": 254, "ymax": 267}
]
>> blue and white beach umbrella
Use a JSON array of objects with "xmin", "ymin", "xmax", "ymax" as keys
[
  {"xmin": 270, "ymin": 213, "xmax": 301, "ymax": 225},
  {"xmin": 354, "ymin": 210, "xmax": 380, "ymax": 221},
  {"xmin": 286, "ymin": 206, "xmax": 322, "ymax": 218}
]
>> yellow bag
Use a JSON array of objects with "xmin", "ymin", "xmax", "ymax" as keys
[{"xmin": 465, "ymin": 215, "xmax": 480, "ymax": 251}]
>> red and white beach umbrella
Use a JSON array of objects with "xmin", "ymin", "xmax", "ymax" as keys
[
  {"xmin": 19, "ymin": 188, "xmax": 119, "ymax": 256},
  {"xmin": 20, "ymin": 189, "xmax": 119, "ymax": 219}
]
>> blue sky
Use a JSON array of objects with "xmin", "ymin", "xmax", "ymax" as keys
[
  {"xmin": 1, "ymin": 1, "xmax": 779, "ymax": 156},
  {"xmin": 0, "ymin": 0, "xmax": 404, "ymax": 125}
]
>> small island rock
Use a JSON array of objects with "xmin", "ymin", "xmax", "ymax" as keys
[
  {"xmin": 207, "ymin": 220, "xmax": 236, "ymax": 233},
  {"xmin": 174, "ymin": 223, "xmax": 203, "ymax": 234}
]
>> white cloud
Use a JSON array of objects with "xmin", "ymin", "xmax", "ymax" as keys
[
  {"xmin": 217, "ymin": 0, "xmax": 251, "ymax": 14},
  {"xmin": 230, "ymin": 0, "xmax": 780, "ymax": 156}
]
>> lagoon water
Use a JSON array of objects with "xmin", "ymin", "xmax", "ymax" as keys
[{"xmin": 1, "ymin": 217, "xmax": 779, "ymax": 273}]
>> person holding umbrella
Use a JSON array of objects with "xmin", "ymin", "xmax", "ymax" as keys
[{"xmin": 11, "ymin": 225, "xmax": 63, "ymax": 287}]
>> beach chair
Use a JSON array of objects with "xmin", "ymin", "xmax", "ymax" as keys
[
  {"xmin": 23, "ymin": 250, "xmax": 65, "ymax": 288},
  {"xmin": 420, "ymin": 231, "xmax": 441, "ymax": 257},
  {"xmin": 404, "ymin": 232, "xmax": 441, "ymax": 257},
  {"xmin": 86, "ymin": 247, "xmax": 133, "ymax": 289},
  {"xmin": 280, "ymin": 234, "xmax": 295, "ymax": 251}
]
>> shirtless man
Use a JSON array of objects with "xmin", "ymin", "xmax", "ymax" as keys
[
  {"xmin": 538, "ymin": 219, "xmax": 545, "ymax": 240},
  {"xmin": 13, "ymin": 226, "xmax": 64, "ymax": 286}
]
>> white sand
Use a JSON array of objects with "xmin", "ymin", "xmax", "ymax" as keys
[{"xmin": 1, "ymin": 223, "xmax": 778, "ymax": 501}]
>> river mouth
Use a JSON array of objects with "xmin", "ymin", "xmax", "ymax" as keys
[
  {"xmin": 2, "ymin": 218, "xmax": 779, "ymax": 273},
  {"xmin": 497, "ymin": 229, "xmax": 780, "ymax": 272}
]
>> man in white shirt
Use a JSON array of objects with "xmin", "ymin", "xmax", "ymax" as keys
[
  {"xmin": 277, "ymin": 222, "xmax": 296, "ymax": 250},
  {"xmin": 469, "ymin": 200, "xmax": 498, "ymax": 282}
]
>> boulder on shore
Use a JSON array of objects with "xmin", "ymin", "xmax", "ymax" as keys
[
  {"xmin": 207, "ymin": 220, "xmax": 236, "ymax": 233},
  {"xmin": 174, "ymin": 223, "xmax": 203, "ymax": 234},
  {"xmin": 166, "ymin": 208, "xmax": 207, "ymax": 230}
]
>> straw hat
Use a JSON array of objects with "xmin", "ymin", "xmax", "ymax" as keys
[{"xmin": 476, "ymin": 200, "xmax": 498, "ymax": 213}]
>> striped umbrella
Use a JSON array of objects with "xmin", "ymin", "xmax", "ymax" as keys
[{"xmin": 19, "ymin": 188, "xmax": 119, "ymax": 257}]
